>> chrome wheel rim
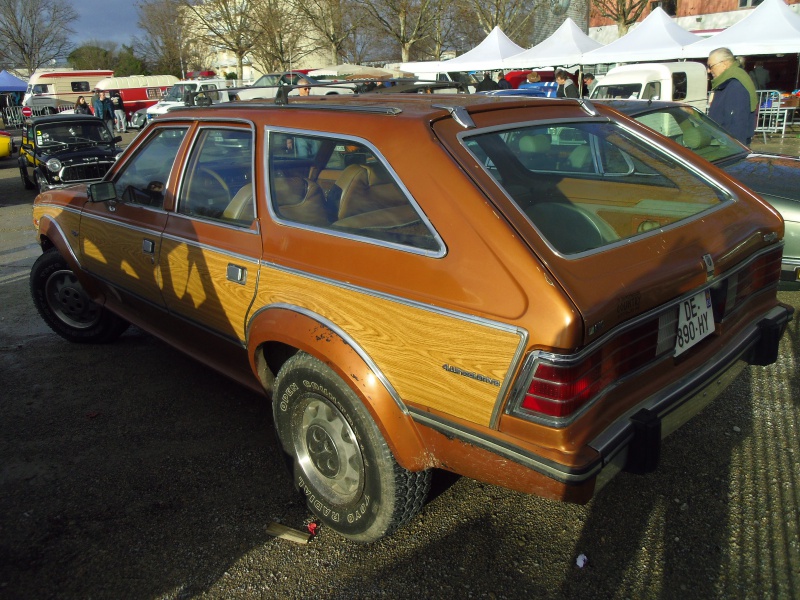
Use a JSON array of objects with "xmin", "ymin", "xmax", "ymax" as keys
[{"xmin": 293, "ymin": 396, "xmax": 364, "ymax": 505}]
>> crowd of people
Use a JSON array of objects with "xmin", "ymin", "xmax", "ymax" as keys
[{"xmin": 469, "ymin": 44, "xmax": 766, "ymax": 146}]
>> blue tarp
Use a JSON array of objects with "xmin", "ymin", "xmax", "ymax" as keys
[{"xmin": 0, "ymin": 70, "xmax": 27, "ymax": 92}]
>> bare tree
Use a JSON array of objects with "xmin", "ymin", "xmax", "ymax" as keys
[
  {"xmin": 454, "ymin": 0, "xmax": 537, "ymax": 42},
  {"xmin": 591, "ymin": 0, "xmax": 650, "ymax": 36},
  {"xmin": 183, "ymin": 0, "xmax": 261, "ymax": 77},
  {"xmin": 135, "ymin": 0, "xmax": 196, "ymax": 77},
  {"xmin": 248, "ymin": 0, "xmax": 319, "ymax": 72},
  {"xmin": 354, "ymin": 0, "xmax": 444, "ymax": 63},
  {"xmin": 294, "ymin": 0, "xmax": 363, "ymax": 66},
  {"xmin": 0, "ymin": 0, "xmax": 76, "ymax": 74}
]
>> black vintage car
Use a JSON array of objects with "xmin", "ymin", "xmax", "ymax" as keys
[{"xmin": 19, "ymin": 114, "xmax": 122, "ymax": 193}]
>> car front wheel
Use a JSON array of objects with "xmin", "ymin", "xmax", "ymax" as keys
[
  {"xmin": 30, "ymin": 249, "xmax": 129, "ymax": 343},
  {"xmin": 20, "ymin": 166, "xmax": 34, "ymax": 189},
  {"xmin": 273, "ymin": 352, "xmax": 430, "ymax": 543}
]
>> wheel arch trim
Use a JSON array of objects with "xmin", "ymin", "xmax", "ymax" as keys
[{"xmin": 247, "ymin": 303, "xmax": 432, "ymax": 470}]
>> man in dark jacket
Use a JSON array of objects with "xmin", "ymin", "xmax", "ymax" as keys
[
  {"xmin": 707, "ymin": 47, "xmax": 757, "ymax": 146},
  {"xmin": 555, "ymin": 69, "xmax": 578, "ymax": 98},
  {"xmin": 92, "ymin": 91, "xmax": 116, "ymax": 134},
  {"xmin": 476, "ymin": 72, "xmax": 499, "ymax": 92},
  {"xmin": 497, "ymin": 72, "xmax": 511, "ymax": 89}
]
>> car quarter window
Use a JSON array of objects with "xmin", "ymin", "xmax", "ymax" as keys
[
  {"xmin": 113, "ymin": 127, "xmax": 188, "ymax": 207},
  {"xmin": 268, "ymin": 131, "xmax": 441, "ymax": 252},
  {"xmin": 177, "ymin": 128, "xmax": 254, "ymax": 226}
]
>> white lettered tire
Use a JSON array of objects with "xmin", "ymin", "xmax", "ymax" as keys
[{"xmin": 273, "ymin": 352, "xmax": 430, "ymax": 542}]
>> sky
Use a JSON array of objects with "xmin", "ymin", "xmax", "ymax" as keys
[{"xmin": 71, "ymin": 1, "xmax": 143, "ymax": 46}]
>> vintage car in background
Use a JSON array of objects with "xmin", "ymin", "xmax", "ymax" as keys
[
  {"xmin": 129, "ymin": 107, "xmax": 148, "ymax": 129},
  {"xmin": 233, "ymin": 71, "xmax": 355, "ymax": 100},
  {"xmin": 0, "ymin": 129, "xmax": 15, "ymax": 158},
  {"xmin": 597, "ymin": 99, "xmax": 800, "ymax": 285},
  {"xmin": 19, "ymin": 114, "xmax": 122, "ymax": 193},
  {"xmin": 30, "ymin": 94, "xmax": 793, "ymax": 542}
]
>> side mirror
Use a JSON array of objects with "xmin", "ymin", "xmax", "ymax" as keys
[
  {"xmin": 88, "ymin": 181, "xmax": 116, "ymax": 203},
  {"xmin": 114, "ymin": 135, "xmax": 122, "ymax": 143}
]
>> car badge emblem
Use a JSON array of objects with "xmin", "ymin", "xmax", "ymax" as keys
[{"xmin": 702, "ymin": 254, "xmax": 714, "ymax": 279}]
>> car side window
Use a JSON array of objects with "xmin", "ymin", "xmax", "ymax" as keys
[
  {"xmin": 268, "ymin": 132, "xmax": 440, "ymax": 252},
  {"xmin": 113, "ymin": 127, "xmax": 188, "ymax": 207},
  {"xmin": 177, "ymin": 128, "xmax": 254, "ymax": 226}
]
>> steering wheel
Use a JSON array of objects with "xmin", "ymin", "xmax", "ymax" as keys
[{"xmin": 198, "ymin": 167, "xmax": 231, "ymax": 202}]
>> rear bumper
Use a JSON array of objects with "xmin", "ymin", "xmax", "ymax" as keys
[{"xmin": 589, "ymin": 303, "xmax": 793, "ymax": 489}]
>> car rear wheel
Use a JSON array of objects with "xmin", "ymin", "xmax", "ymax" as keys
[
  {"xmin": 273, "ymin": 352, "xmax": 430, "ymax": 543},
  {"xmin": 30, "ymin": 249, "xmax": 129, "ymax": 343},
  {"xmin": 20, "ymin": 167, "xmax": 34, "ymax": 190}
]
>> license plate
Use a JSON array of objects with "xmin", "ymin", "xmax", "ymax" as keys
[{"xmin": 674, "ymin": 290, "xmax": 715, "ymax": 356}]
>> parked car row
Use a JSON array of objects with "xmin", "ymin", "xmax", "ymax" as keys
[{"xmin": 30, "ymin": 93, "xmax": 793, "ymax": 543}]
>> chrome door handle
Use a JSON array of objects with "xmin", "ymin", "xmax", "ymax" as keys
[{"xmin": 227, "ymin": 263, "xmax": 246, "ymax": 285}]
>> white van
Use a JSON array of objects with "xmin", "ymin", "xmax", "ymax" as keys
[
  {"xmin": 590, "ymin": 62, "xmax": 708, "ymax": 111},
  {"xmin": 23, "ymin": 69, "xmax": 115, "ymax": 112},
  {"xmin": 146, "ymin": 78, "xmax": 232, "ymax": 121}
]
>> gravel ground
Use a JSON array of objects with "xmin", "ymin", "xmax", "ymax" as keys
[{"xmin": 0, "ymin": 130, "xmax": 798, "ymax": 599}]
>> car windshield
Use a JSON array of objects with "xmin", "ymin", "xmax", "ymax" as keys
[
  {"xmin": 463, "ymin": 120, "xmax": 730, "ymax": 255},
  {"xmin": 631, "ymin": 105, "xmax": 748, "ymax": 163},
  {"xmin": 35, "ymin": 122, "xmax": 114, "ymax": 146},
  {"xmin": 253, "ymin": 73, "xmax": 314, "ymax": 87},
  {"xmin": 164, "ymin": 83, "xmax": 197, "ymax": 101}
]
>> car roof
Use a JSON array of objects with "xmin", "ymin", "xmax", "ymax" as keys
[
  {"xmin": 172, "ymin": 93, "xmax": 600, "ymax": 125},
  {"xmin": 26, "ymin": 114, "xmax": 105, "ymax": 126}
]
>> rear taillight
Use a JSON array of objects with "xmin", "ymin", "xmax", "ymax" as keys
[
  {"xmin": 522, "ymin": 319, "xmax": 667, "ymax": 419},
  {"xmin": 710, "ymin": 247, "xmax": 782, "ymax": 319}
]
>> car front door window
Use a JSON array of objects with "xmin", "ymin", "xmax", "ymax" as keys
[{"xmin": 113, "ymin": 128, "xmax": 188, "ymax": 207}]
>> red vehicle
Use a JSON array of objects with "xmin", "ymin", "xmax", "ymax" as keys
[
  {"xmin": 94, "ymin": 75, "xmax": 179, "ymax": 125},
  {"xmin": 505, "ymin": 69, "xmax": 556, "ymax": 88}
]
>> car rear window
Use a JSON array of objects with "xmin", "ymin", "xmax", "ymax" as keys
[{"xmin": 463, "ymin": 121, "xmax": 730, "ymax": 255}]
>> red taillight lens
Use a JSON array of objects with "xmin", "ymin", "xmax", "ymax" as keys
[{"xmin": 522, "ymin": 321, "xmax": 661, "ymax": 418}]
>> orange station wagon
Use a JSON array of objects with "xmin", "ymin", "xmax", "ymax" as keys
[{"xmin": 31, "ymin": 93, "xmax": 793, "ymax": 542}]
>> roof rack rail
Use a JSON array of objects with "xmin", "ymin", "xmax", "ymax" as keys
[
  {"xmin": 432, "ymin": 104, "xmax": 475, "ymax": 129},
  {"xmin": 178, "ymin": 93, "xmax": 404, "ymax": 116}
]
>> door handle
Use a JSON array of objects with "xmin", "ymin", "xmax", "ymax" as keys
[
  {"xmin": 227, "ymin": 263, "xmax": 246, "ymax": 285},
  {"xmin": 142, "ymin": 239, "xmax": 155, "ymax": 254}
]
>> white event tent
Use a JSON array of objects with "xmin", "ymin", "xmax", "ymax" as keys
[
  {"xmin": 438, "ymin": 27, "xmax": 526, "ymax": 71},
  {"xmin": 682, "ymin": 0, "xmax": 800, "ymax": 57},
  {"xmin": 581, "ymin": 7, "xmax": 703, "ymax": 64},
  {"xmin": 503, "ymin": 18, "xmax": 603, "ymax": 69}
]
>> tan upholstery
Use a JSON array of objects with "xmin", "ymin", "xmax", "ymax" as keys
[
  {"xmin": 223, "ymin": 183, "xmax": 254, "ymax": 224},
  {"xmin": 331, "ymin": 163, "xmax": 407, "ymax": 220},
  {"xmin": 274, "ymin": 179, "xmax": 328, "ymax": 226},
  {"xmin": 518, "ymin": 134, "xmax": 554, "ymax": 170},
  {"xmin": 682, "ymin": 127, "xmax": 713, "ymax": 150},
  {"xmin": 566, "ymin": 145, "xmax": 592, "ymax": 171}
]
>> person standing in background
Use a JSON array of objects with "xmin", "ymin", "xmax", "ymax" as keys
[
  {"xmin": 555, "ymin": 70, "xmax": 579, "ymax": 98},
  {"xmin": 74, "ymin": 96, "xmax": 91, "ymax": 115},
  {"xmin": 93, "ymin": 92, "xmax": 116, "ymax": 135},
  {"xmin": 749, "ymin": 61, "xmax": 771, "ymax": 90},
  {"xmin": 707, "ymin": 47, "xmax": 757, "ymax": 146},
  {"xmin": 111, "ymin": 93, "xmax": 127, "ymax": 133}
]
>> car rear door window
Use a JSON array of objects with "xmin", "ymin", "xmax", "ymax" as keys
[{"xmin": 267, "ymin": 131, "xmax": 442, "ymax": 254}]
